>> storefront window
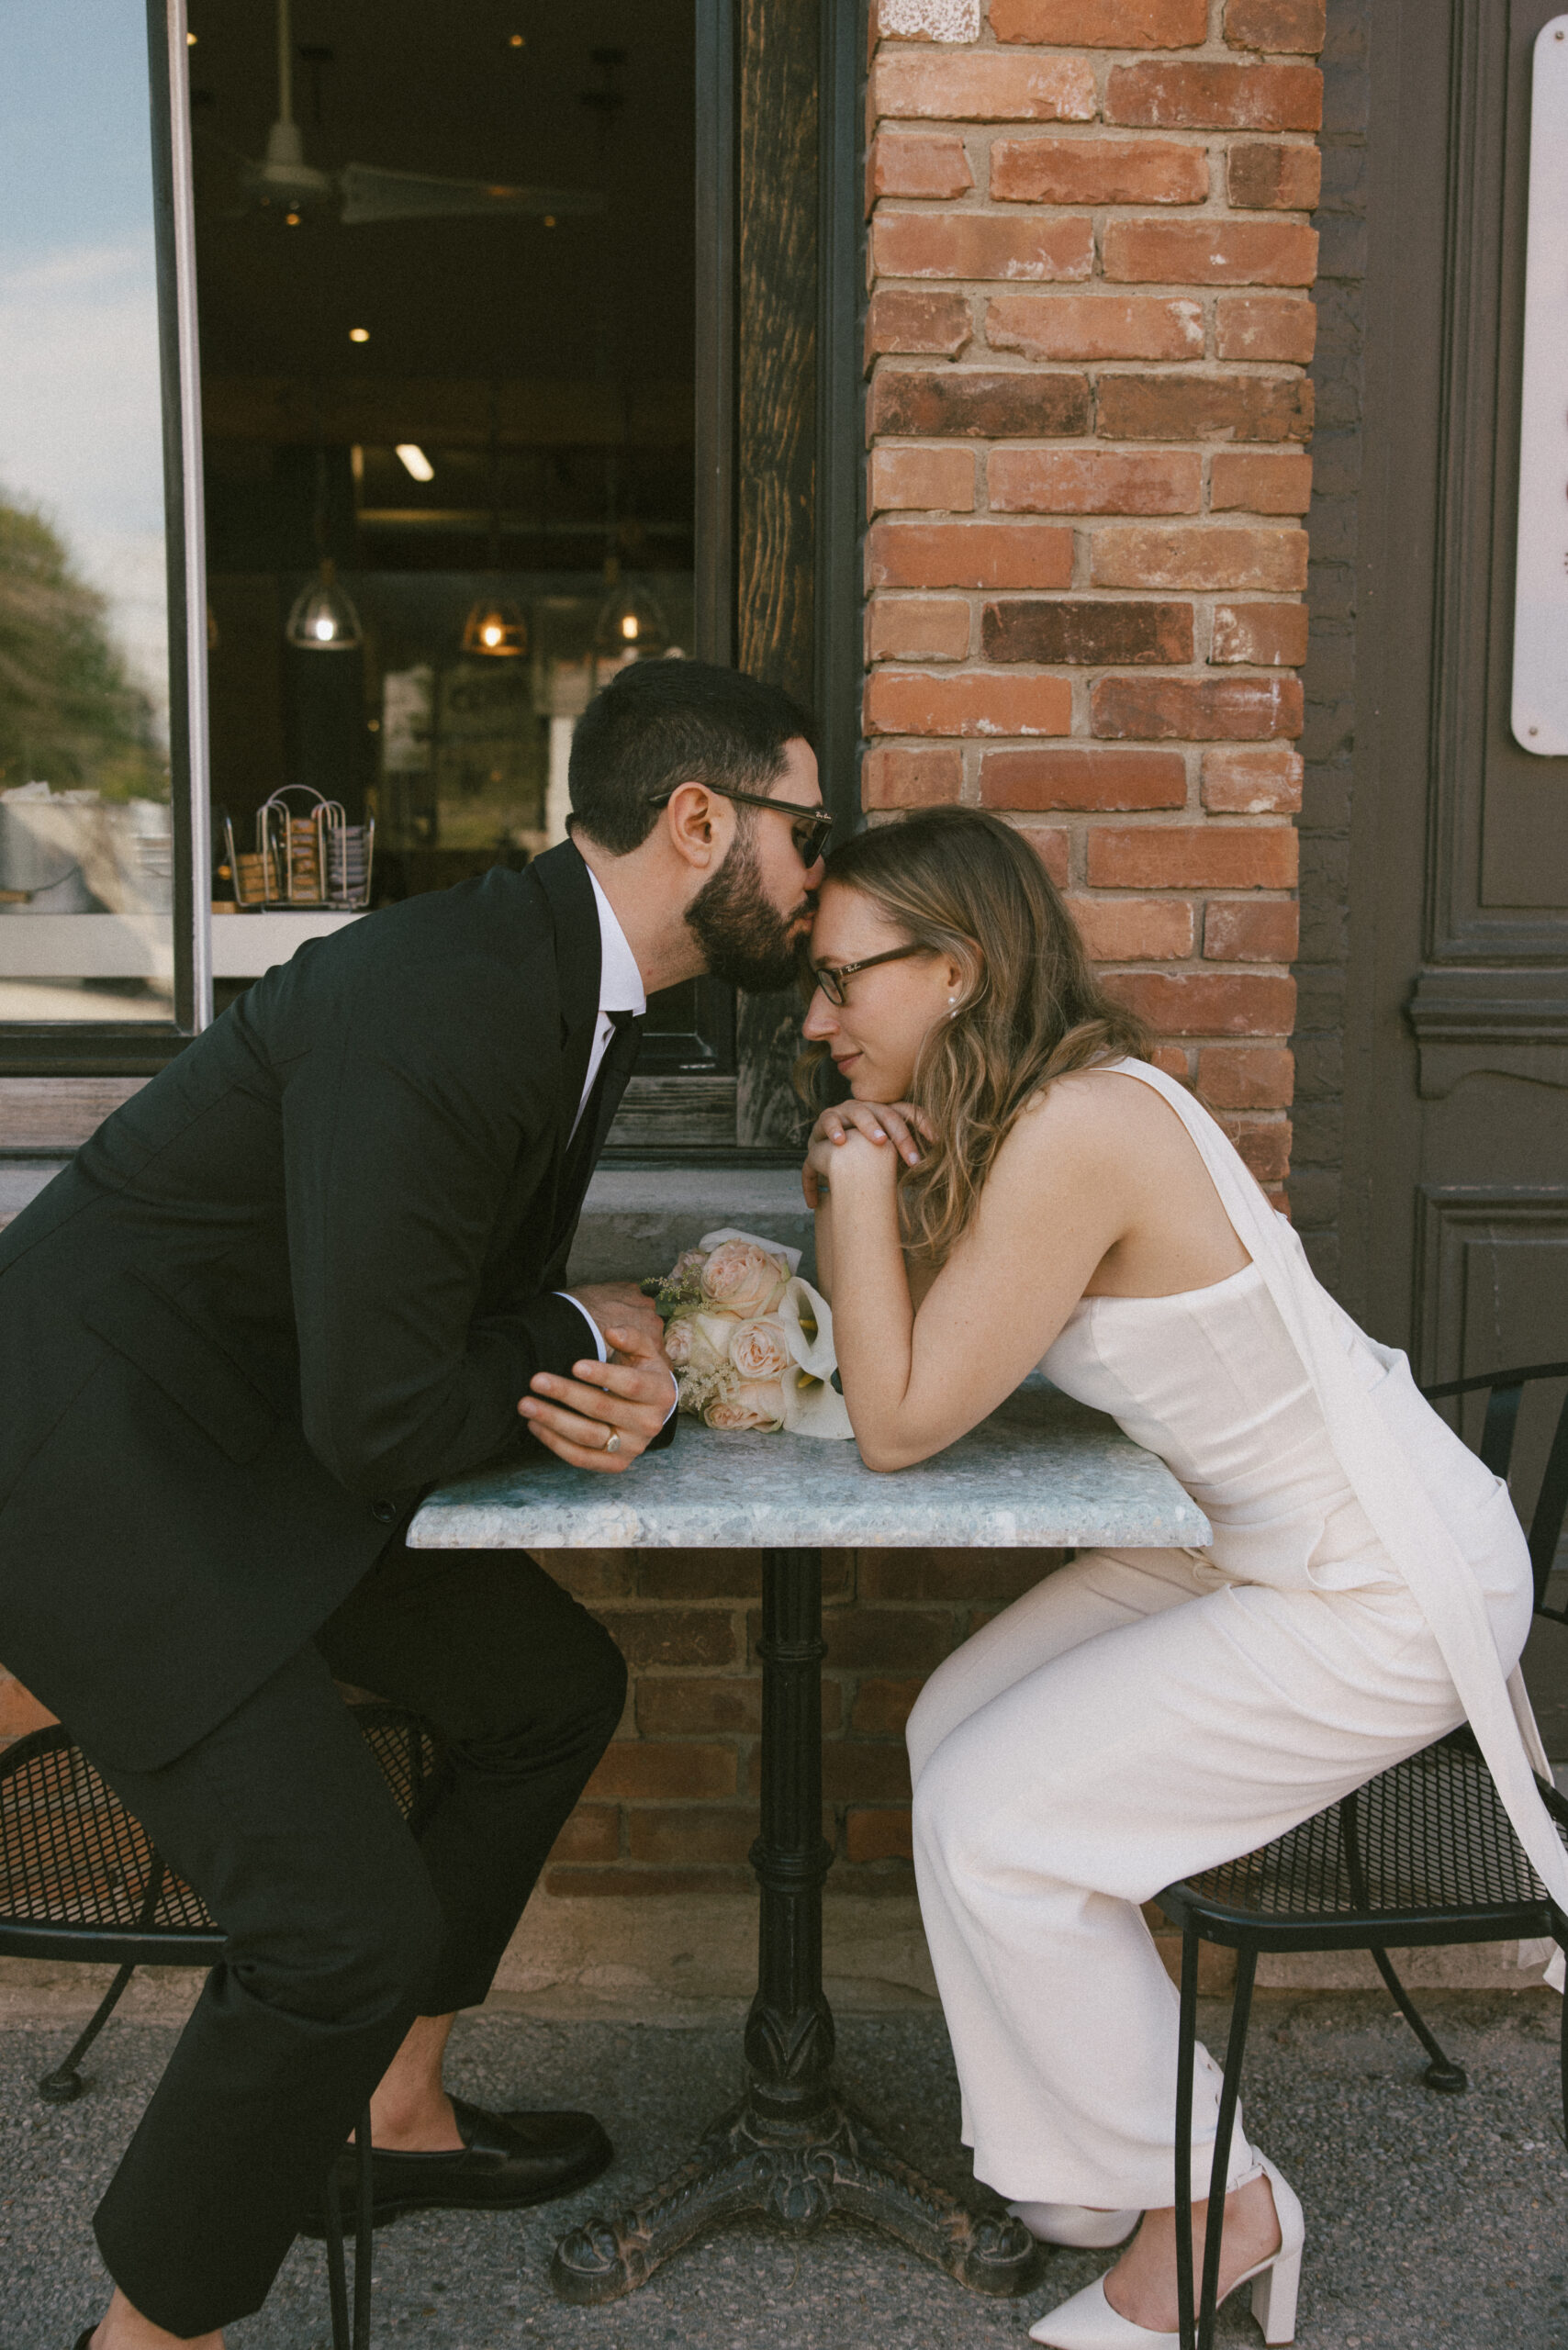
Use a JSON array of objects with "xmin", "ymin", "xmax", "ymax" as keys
[
  {"xmin": 0, "ymin": 3, "xmax": 179, "ymax": 1023},
  {"xmin": 192, "ymin": 3, "xmax": 711, "ymax": 1066}
]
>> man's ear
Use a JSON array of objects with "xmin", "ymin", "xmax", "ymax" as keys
[{"xmin": 661, "ymin": 781, "xmax": 727, "ymax": 874}]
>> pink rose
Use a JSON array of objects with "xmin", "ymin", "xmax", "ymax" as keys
[
  {"xmin": 705, "ymin": 1378, "xmax": 788, "ymax": 1433},
  {"xmin": 730, "ymin": 1315, "xmax": 791, "ymax": 1382},
  {"xmin": 700, "ymin": 1238, "xmax": 789, "ymax": 1319},
  {"xmin": 664, "ymin": 1316, "xmax": 695, "ymax": 1367}
]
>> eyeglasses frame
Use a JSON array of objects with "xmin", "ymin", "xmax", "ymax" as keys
[
  {"xmin": 809, "ymin": 943, "xmax": 931, "ymax": 1008},
  {"xmin": 644, "ymin": 780, "xmax": 833, "ymax": 868}
]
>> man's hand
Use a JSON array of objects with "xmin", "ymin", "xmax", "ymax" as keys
[
  {"xmin": 565, "ymin": 1281, "xmax": 666, "ymax": 1356},
  {"xmin": 519, "ymin": 1318, "xmax": 677, "ymax": 1473}
]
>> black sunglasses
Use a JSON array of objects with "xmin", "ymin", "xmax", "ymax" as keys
[
  {"xmin": 809, "ymin": 943, "xmax": 930, "ymax": 1008},
  {"xmin": 646, "ymin": 781, "xmax": 833, "ymax": 868}
]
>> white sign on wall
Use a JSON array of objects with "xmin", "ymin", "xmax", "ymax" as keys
[{"xmin": 1513, "ymin": 16, "xmax": 1568, "ymax": 755}]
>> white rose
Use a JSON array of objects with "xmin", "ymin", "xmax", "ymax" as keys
[
  {"xmin": 689, "ymin": 1313, "xmax": 741, "ymax": 1373},
  {"xmin": 666, "ymin": 1311, "xmax": 737, "ymax": 1374},
  {"xmin": 705, "ymin": 1378, "xmax": 788, "ymax": 1432},
  {"xmin": 700, "ymin": 1238, "xmax": 790, "ymax": 1319},
  {"xmin": 730, "ymin": 1315, "xmax": 792, "ymax": 1382}
]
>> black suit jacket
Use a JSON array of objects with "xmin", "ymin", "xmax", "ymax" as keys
[{"xmin": 0, "ymin": 842, "xmax": 659, "ymax": 1771}]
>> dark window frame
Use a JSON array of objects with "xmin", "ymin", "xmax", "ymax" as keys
[{"xmin": 0, "ymin": 0, "xmax": 211, "ymax": 1077}]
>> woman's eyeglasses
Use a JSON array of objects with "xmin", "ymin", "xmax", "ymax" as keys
[
  {"xmin": 645, "ymin": 781, "xmax": 833, "ymax": 868},
  {"xmin": 809, "ymin": 944, "xmax": 929, "ymax": 1008}
]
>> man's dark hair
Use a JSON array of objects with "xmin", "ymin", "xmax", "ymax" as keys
[{"xmin": 567, "ymin": 658, "xmax": 816, "ymax": 856}]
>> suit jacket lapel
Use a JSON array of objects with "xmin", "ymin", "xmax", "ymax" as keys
[
  {"xmin": 532, "ymin": 841, "xmax": 602, "ymax": 1136},
  {"xmin": 550, "ymin": 1013, "xmax": 643, "ymax": 1259}
]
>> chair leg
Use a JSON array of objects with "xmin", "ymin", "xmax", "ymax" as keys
[
  {"xmin": 1366, "ymin": 1944, "xmax": 1466, "ymax": 2093},
  {"xmin": 323, "ymin": 2108, "xmax": 375, "ymax": 2350},
  {"xmin": 1338, "ymin": 1789, "xmax": 1466, "ymax": 2093},
  {"xmin": 1553, "ymin": 1911, "xmax": 1568, "ymax": 2157},
  {"xmin": 1197, "ymin": 1941, "xmax": 1258, "ymax": 2350},
  {"xmin": 324, "ymin": 2139, "xmax": 352, "ymax": 2350},
  {"xmin": 353, "ymin": 2103, "xmax": 375, "ymax": 2350},
  {"xmin": 37, "ymin": 1963, "xmax": 138, "ymax": 2104},
  {"xmin": 1174, "ymin": 1925, "xmax": 1200, "ymax": 2350}
]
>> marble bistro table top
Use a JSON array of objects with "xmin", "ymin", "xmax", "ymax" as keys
[{"xmin": 408, "ymin": 1377, "xmax": 1211, "ymax": 1553}]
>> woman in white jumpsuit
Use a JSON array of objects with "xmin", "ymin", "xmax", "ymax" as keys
[{"xmin": 797, "ymin": 809, "xmax": 1562, "ymax": 2349}]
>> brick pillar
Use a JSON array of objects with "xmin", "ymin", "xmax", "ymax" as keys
[{"xmin": 863, "ymin": 0, "xmax": 1325, "ymax": 1192}]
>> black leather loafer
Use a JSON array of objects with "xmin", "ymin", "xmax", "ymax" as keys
[{"xmin": 299, "ymin": 2098, "xmax": 612, "ymax": 2235}]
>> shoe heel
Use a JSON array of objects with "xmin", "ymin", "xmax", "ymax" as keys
[{"xmin": 1250, "ymin": 2241, "xmax": 1301, "ymax": 2345}]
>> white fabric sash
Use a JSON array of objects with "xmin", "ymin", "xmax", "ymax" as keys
[{"xmin": 1109, "ymin": 1058, "xmax": 1568, "ymax": 1916}]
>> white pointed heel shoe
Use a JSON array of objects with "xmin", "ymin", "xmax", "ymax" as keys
[
  {"xmin": 1028, "ymin": 2153, "xmax": 1305, "ymax": 2349},
  {"xmin": 1008, "ymin": 2200, "xmax": 1141, "ymax": 2250}
]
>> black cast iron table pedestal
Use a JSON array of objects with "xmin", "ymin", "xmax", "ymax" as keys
[{"xmin": 548, "ymin": 1546, "xmax": 1039, "ymax": 2305}]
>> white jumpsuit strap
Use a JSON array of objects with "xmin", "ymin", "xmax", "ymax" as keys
[{"xmin": 1102, "ymin": 1058, "xmax": 1568, "ymax": 1915}]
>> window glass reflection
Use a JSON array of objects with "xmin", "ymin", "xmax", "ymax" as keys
[
  {"xmin": 0, "ymin": 2, "xmax": 175, "ymax": 1022},
  {"xmin": 194, "ymin": 4, "xmax": 708, "ymax": 1067}
]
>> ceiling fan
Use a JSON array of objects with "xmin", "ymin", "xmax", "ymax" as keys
[{"xmin": 239, "ymin": 0, "xmax": 607, "ymax": 229}]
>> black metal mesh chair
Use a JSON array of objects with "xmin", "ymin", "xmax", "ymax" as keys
[
  {"xmin": 1156, "ymin": 1359, "xmax": 1568, "ymax": 2350},
  {"xmin": 0, "ymin": 1700, "xmax": 437, "ymax": 2350}
]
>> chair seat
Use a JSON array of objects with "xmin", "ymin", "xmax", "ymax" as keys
[
  {"xmin": 1159, "ymin": 1732, "xmax": 1568, "ymax": 1954},
  {"xmin": 0, "ymin": 1707, "xmax": 436, "ymax": 1962}
]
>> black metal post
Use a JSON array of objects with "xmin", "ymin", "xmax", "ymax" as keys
[
  {"xmin": 551, "ymin": 1547, "xmax": 1038, "ymax": 2305},
  {"xmin": 744, "ymin": 1546, "xmax": 835, "ymax": 2125}
]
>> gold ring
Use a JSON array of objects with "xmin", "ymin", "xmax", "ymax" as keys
[{"xmin": 604, "ymin": 1430, "xmax": 621, "ymax": 1453}]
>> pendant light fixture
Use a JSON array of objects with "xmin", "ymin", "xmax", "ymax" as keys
[
  {"xmin": 460, "ymin": 597, "xmax": 528, "ymax": 657},
  {"xmin": 593, "ymin": 554, "xmax": 669, "ymax": 686},
  {"xmin": 286, "ymin": 439, "xmax": 363, "ymax": 652},
  {"xmin": 286, "ymin": 555, "xmax": 363, "ymax": 652},
  {"xmin": 462, "ymin": 382, "xmax": 530, "ymax": 659}
]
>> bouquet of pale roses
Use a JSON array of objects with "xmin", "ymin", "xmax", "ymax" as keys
[{"xmin": 642, "ymin": 1229, "xmax": 854, "ymax": 1439}]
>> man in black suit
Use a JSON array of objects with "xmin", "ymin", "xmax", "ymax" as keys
[{"xmin": 0, "ymin": 661, "xmax": 827, "ymax": 2350}]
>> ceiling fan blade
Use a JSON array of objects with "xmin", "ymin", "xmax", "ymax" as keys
[{"xmin": 338, "ymin": 164, "xmax": 607, "ymax": 226}]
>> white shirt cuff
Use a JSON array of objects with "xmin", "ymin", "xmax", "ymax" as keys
[{"xmin": 555, "ymin": 1292, "xmax": 679, "ymax": 1427}]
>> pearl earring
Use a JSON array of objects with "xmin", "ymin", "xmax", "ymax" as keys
[{"xmin": 947, "ymin": 996, "xmax": 958, "ymax": 1018}]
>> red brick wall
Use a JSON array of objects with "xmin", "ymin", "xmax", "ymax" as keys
[
  {"xmin": 542, "ymin": 1547, "xmax": 1065, "ymax": 1886},
  {"xmin": 863, "ymin": 0, "xmax": 1322, "ymax": 1195}
]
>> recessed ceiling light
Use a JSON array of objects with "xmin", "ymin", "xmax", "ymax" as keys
[
  {"xmin": 509, "ymin": 31, "xmax": 525, "ymax": 46},
  {"xmin": 396, "ymin": 443, "xmax": 434, "ymax": 482},
  {"xmin": 543, "ymin": 215, "xmax": 556, "ymax": 228},
  {"xmin": 348, "ymin": 327, "xmax": 370, "ymax": 343},
  {"xmin": 285, "ymin": 210, "xmax": 300, "ymax": 227},
  {"xmin": 186, "ymin": 29, "xmax": 197, "ymax": 44}
]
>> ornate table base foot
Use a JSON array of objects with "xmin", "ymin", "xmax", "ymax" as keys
[{"xmin": 549, "ymin": 2095, "xmax": 1040, "ymax": 2306}]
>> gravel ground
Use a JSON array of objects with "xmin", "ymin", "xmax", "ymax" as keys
[{"xmin": 2, "ymin": 1992, "xmax": 1565, "ymax": 2350}]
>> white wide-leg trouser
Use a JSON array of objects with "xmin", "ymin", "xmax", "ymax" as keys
[{"xmin": 907, "ymin": 1546, "xmax": 1533, "ymax": 2211}]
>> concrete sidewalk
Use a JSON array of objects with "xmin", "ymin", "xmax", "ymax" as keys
[{"xmin": 2, "ymin": 1994, "xmax": 1564, "ymax": 2350}]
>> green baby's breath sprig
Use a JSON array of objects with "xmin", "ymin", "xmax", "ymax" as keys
[{"xmin": 641, "ymin": 1264, "xmax": 706, "ymax": 1323}]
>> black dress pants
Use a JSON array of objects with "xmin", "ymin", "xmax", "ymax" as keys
[{"xmin": 86, "ymin": 1532, "xmax": 626, "ymax": 2336}]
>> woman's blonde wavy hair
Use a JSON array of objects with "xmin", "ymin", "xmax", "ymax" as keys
[{"xmin": 797, "ymin": 808, "xmax": 1150, "ymax": 1263}]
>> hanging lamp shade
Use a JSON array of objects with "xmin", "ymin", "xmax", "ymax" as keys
[
  {"xmin": 286, "ymin": 559, "xmax": 363, "ymax": 652},
  {"xmin": 592, "ymin": 573, "xmax": 670, "ymax": 685},
  {"xmin": 460, "ymin": 597, "xmax": 529, "ymax": 657}
]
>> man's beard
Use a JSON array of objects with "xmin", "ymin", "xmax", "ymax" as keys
[{"xmin": 685, "ymin": 827, "xmax": 808, "ymax": 994}]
